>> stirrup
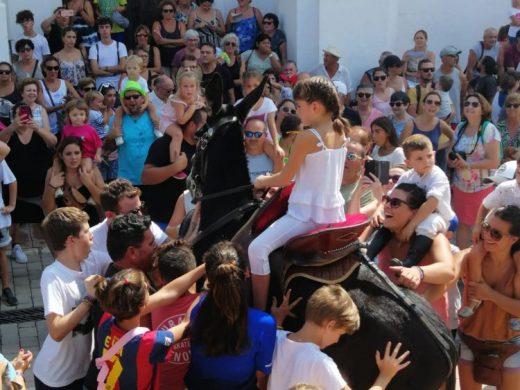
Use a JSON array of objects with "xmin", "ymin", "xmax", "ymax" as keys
[{"xmin": 390, "ymin": 258, "xmax": 404, "ymax": 267}]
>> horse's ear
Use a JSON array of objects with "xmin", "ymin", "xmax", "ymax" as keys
[
  {"xmin": 235, "ymin": 76, "xmax": 269, "ymax": 123},
  {"xmin": 205, "ymin": 73, "xmax": 223, "ymax": 115}
]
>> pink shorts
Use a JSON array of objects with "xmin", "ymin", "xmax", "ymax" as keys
[{"xmin": 452, "ymin": 186, "xmax": 494, "ymax": 225}]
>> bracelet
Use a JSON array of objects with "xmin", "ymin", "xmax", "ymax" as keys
[
  {"xmin": 414, "ymin": 266, "xmax": 425, "ymax": 282},
  {"xmin": 82, "ymin": 295, "xmax": 95, "ymax": 306}
]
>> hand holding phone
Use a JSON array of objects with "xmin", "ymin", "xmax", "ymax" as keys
[{"xmin": 364, "ymin": 160, "xmax": 390, "ymax": 184}]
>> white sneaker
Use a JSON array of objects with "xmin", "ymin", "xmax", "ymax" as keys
[
  {"xmin": 115, "ymin": 136, "xmax": 124, "ymax": 146},
  {"xmin": 11, "ymin": 244, "xmax": 27, "ymax": 264}
]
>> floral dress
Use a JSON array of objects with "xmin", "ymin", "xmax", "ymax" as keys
[{"xmin": 497, "ymin": 120, "xmax": 520, "ymax": 161}]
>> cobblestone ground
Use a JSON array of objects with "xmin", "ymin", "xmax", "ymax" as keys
[{"xmin": 0, "ymin": 225, "xmax": 497, "ymax": 390}]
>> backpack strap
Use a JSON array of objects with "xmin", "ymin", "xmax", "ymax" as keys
[
  {"xmin": 95, "ymin": 326, "xmax": 149, "ymax": 390},
  {"xmin": 478, "ymin": 41, "xmax": 485, "ymax": 62},
  {"xmin": 415, "ymin": 84, "xmax": 421, "ymax": 114},
  {"xmin": 31, "ymin": 60, "xmax": 39, "ymax": 78}
]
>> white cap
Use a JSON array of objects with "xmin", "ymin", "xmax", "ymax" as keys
[
  {"xmin": 483, "ymin": 161, "xmax": 517, "ymax": 185},
  {"xmin": 333, "ymin": 81, "xmax": 348, "ymax": 95}
]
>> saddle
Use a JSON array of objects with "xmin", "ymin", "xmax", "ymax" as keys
[{"xmin": 460, "ymin": 332, "xmax": 520, "ymax": 386}]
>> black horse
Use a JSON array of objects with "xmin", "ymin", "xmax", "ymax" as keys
[{"xmin": 186, "ymin": 74, "xmax": 458, "ymax": 390}]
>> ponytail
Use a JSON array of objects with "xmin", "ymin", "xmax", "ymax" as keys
[
  {"xmin": 211, "ymin": 263, "xmax": 244, "ymax": 324},
  {"xmin": 333, "ymin": 115, "xmax": 350, "ymax": 136}
]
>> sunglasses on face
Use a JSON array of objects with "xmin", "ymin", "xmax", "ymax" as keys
[
  {"xmin": 346, "ymin": 152, "xmax": 362, "ymax": 161},
  {"xmin": 281, "ymin": 106, "xmax": 297, "ymax": 114},
  {"xmin": 390, "ymin": 174, "xmax": 401, "ymax": 183},
  {"xmin": 83, "ymin": 86, "xmax": 95, "ymax": 92},
  {"xmin": 464, "ymin": 101, "xmax": 480, "ymax": 108},
  {"xmin": 389, "ymin": 101, "xmax": 403, "ymax": 107},
  {"xmin": 46, "ymin": 66, "xmax": 60, "ymax": 71},
  {"xmin": 224, "ymin": 41, "xmax": 237, "ymax": 46},
  {"xmin": 425, "ymin": 99, "xmax": 441, "ymax": 106},
  {"xmin": 124, "ymin": 94, "xmax": 142, "ymax": 100},
  {"xmin": 128, "ymin": 201, "xmax": 146, "ymax": 215},
  {"xmin": 373, "ymin": 75, "xmax": 387, "ymax": 81},
  {"xmin": 262, "ymin": 20, "xmax": 273, "ymax": 25},
  {"xmin": 420, "ymin": 67, "xmax": 435, "ymax": 73},
  {"xmin": 0, "ymin": 70, "xmax": 11, "ymax": 75},
  {"xmin": 357, "ymin": 93, "xmax": 372, "ymax": 99},
  {"xmin": 19, "ymin": 47, "xmax": 33, "ymax": 53},
  {"xmin": 162, "ymin": 8, "xmax": 174, "ymax": 13},
  {"xmin": 244, "ymin": 131, "xmax": 264, "ymax": 138},
  {"xmin": 382, "ymin": 195, "xmax": 410, "ymax": 209},
  {"xmin": 481, "ymin": 221, "xmax": 509, "ymax": 241},
  {"xmin": 136, "ymin": 33, "xmax": 148, "ymax": 38},
  {"xmin": 506, "ymin": 103, "xmax": 520, "ymax": 109}
]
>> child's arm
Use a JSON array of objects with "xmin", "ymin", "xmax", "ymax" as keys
[
  {"xmin": 146, "ymin": 101, "xmax": 160, "ymax": 128},
  {"xmin": 1, "ymin": 180, "xmax": 16, "ymax": 214},
  {"xmin": 0, "ymin": 141, "xmax": 11, "ymax": 161},
  {"xmin": 107, "ymin": 107, "xmax": 124, "ymax": 138},
  {"xmin": 472, "ymin": 204, "xmax": 490, "ymax": 243},
  {"xmin": 94, "ymin": 148, "xmax": 102, "ymax": 163},
  {"xmin": 254, "ymin": 131, "xmax": 316, "ymax": 189},
  {"xmin": 174, "ymin": 101, "xmax": 202, "ymax": 125},
  {"xmin": 165, "ymin": 193, "xmax": 187, "ymax": 239},
  {"xmin": 399, "ymin": 196, "xmax": 438, "ymax": 242},
  {"xmin": 141, "ymin": 264, "xmax": 205, "ymax": 314},
  {"xmin": 367, "ymin": 342, "xmax": 411, "ymax": 390},
  {"xmin": 46, "ymin": 304, "xmax": 92, "ymax": 342}
]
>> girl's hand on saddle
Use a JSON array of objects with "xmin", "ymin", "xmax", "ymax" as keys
[
  {"xmin": 389, "ymin": 266, "xmax": 422, "ymax": 289},
  {"xmin": 254, "ymin": 175, "xmax": 269, "ymax": 189},
  {"xmin": 467, "ymin": 280, "xmax": 494, "ymax": 302},
  {"xmin": 375, "ymin": 342, "xmax": 411, "ymax": 384},
  {"xmin": 271, "ymin": 289, "xmax": 302, "ymax": 328}
]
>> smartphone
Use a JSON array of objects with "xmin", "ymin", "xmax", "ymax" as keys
[
  {"xmin": 60, "ymin": 9, "xmax": 75, "ymax": 17},
  {"xmin": 18, "ymin": 105, "xmax": 32, "ymax": 121},
  {"xmin": 364, "ymin": 160, "xmax": 390, "ymax": 183}
]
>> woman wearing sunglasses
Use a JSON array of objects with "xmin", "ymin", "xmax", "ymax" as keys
[
  {"xmin": 367, "ymin": 183, "xmax": 454, "ymax": 324},
  {"xmin": 457, "ymin": 205, "xmax": 520, "ymax": 390},
  {"xmin": 13, "ymin": 39, "xmax": 43, "ymax": 83},
  {"xmin": 129, "ymin": 25, "xmax": 162, "ymax": 75},
  {"xmin": 449, "ymin": 93, "xmax": 501, "ymax": 250},
  {"xmin": 371, "ymin": 67, "xmax": 395, "ymax": 116},
  {"xmin": 497, "ymin": 92, "xmax": 520, "ymax": 162},
  {"xmin": 400, "ymin": 91, "xmax": 454, "ymax": 170},
  {"xmin": 187, "ymin": 0, "xmax": 225, "ymax": 48},
  {"xmin": 0, "ymin": 62, "xmax": 21, "ymax": 127},
  {"xmin": 37, "ymin": 56, "xmax": 80, "ymax": 135},
  {"xmin": 221, "ymin": 33, "xmax": 245, "ymax": 100},
  {"xmin": 275, "ymin": 98, "xmax": 297, "ymax": 132},
  {"xmin": 355, "ymin": 84, "xmax": 383, "ymax": 129}
]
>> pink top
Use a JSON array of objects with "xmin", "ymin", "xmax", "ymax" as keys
[
  {"xmin": 361, "ymin": 108, "xmax": 384, "ymax": 129},
  {"xmin": 62, "ymin": 124, "xmax": 102, "ymax": 159},
  {"xmin": 159, "ymin": 98, "xmax": 188, "ymax": 133},
  {"xmin": 378, "ymin": 246, "xmax": 449, "ymax": 326}
]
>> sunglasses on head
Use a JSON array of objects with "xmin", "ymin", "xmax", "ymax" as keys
[
  {"xmin": 357, "ymin": 93, "xmax": 372, "ymax": 99},
  {"xmin": 224, "ymin": 41, "xmax": 237, "ymax": 46},
  {"xmin": 129, "ymin": 201, "xmax": 146, "ymax": 215},
  {"xmin": 0, "ymin": 69, "xmax": 11, "ymax": 75},
  {"xmin": 346, "ymin": 152, "xmax": 362, "ymax": 161},
  {"xmin": 281, "ymin": 106, "xmax": 296, "ymax": 114},
  {"xmin": 373, "ymin": 75, "xmax": 387, "ymax": 81},
  {"xmin": 425, "ymin": 99, "xmax": 441, "ymax": 106},
  {"xmin": 244, "ymin": 131, "xmax": 264, "ymax": 138},
  {"xmin": 162, "ymin": 8, "xmax": 174, "ymax": 13},
  {"xmin": 389, "ymin": 101, "xmax": 403, "ymax": 107},
  {"xmin": 19, "ymin": 47, "xmax": 33, "ymax": 53},
  {"xmin": 124, "ymin": 94, "xmax": 142, "ymax": 100},
  {"xmin": 420, "ymin": 67, "xmax": 435, "ymax": 73},
  {"xmin": 464, "ymin": 101, "xmax": 480, "ymax": 108},
  {"xmin": 46, "ymin": 66, "xmax": 60, "ymax": 71},
  {"xmin": 382, "ymin": 195, "xmax": 410, "ymax": 209},
  {"xmin": 506, "ymin": 103, "xmax": 520, "ymax": 109},
  {"xmin": 481, "ymin": 221, "xmax": 509, "ymax": 241}
]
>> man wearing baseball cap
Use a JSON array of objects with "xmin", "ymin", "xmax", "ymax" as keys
[
  {"xmin": 434, "ymin": 45, "xmax": 467, "ymax": 125},
  {"xmin": 110, "ymin": 80, "xmax": 158, "ymax": 186},
  {"xmin": 310, "ymin": 45, "xmax": 353, "ymax": 104}
]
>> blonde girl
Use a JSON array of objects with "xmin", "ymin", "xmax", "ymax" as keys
[
  {"xmin": 160, "ymin": 71, "xmax": 205, "ymax": 180},
  {"xmin": 249, "ymin": 76, "xmax": 349, "ymax": 310}
]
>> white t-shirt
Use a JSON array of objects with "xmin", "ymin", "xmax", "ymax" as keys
[
  {"xmin": 90, "ymin": 218, "xmax": 168, "ymax": 254},
  {"xmin": 395, "ymin": 165, "xmax": 455, "ymax": 223},
  {"xmin": 247, "ymin": 153, "xmax": 274, "ymax": 182},
  {"xmin": 436, "ymin": 90, "xmax": 453, "ymax": 119},
  {"xmin": 0, "ymin": 161, "xmax": 16, "ymax": 229},
  {"xmin": 371, "ymin": 146, "xmax": 405, "ymax": 168},
  {"xmin": 12, "ymin": 33, "xmax": 50, "ymax": 61},
  {"xmin": 120, "ymin": 76, "xmax": 149, "ymax": 93},
  {"xmin": 33, "ymin": 250, "xmax": 111, "ymax": 387},
  {"xmin": 236, "ymin": 97, "xmax": 277, "ymax": 141},
  {"xmin": 310, "ymin": 64, "xmax": 352, "ymax": 93},
  {"xmin": 510, "ymin": 7, "xmax": 520, "ymax": 38},
  {"xmin": 88, "ymin": 40, "xmax": 128, "ymax": 90},
  {"xmin": 268, "ymin": 330, "xmax": 347, "ymax": 390},
  {"xmin": 483, "ymin": 179, "xmax": 520, "ymax": 209}
]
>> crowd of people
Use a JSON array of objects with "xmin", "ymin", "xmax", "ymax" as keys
[{"xmin": 1, "ymin": 0, "xmax": 520, "ymax": 389}]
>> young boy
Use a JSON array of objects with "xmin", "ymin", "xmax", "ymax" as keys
[
  {"xmin": 461, "ymin": 158, "xmax": 520, "ymax": 319},
  {"xmin": 112, "ymin": 55, "xmax": 160, "ymax": 145},
  {"xmin": 435, "ymin": 76, "xmax": 455, "ymax": 123},
  {"xmin": 269, "ymin": 285, "xmax": 410, "ymax": 390},
  {"xmin": 388, "ymin": 91, "xmax": 412, "ymax": 139},
  {"xmin": 13, "ymin": 10, "xmax": 51, "ymax": 61},
  {"xmin": 151, "ymin": 241, "xmax": 199, "ymax": 390},
  {"xmin": 367, "ymin": 134, "xmax": 456, "ymax": 269},
  {"xmin": 32, "ymin": 207, "xmax": 111, "ymax": 389},
  {"xmin": 0, "ymin": 152, "xmax": 18, "ymax": 305}
]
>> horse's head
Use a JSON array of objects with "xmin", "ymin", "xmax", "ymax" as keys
[{"xmin": 186, "ymin": 73, "xmax": 268, "ymax": 253}]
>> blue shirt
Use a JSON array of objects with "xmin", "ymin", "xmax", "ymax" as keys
[
  {"xmin": 117, "ymin": 112, "xmax": 157, "ymax": 185},
  {"xmin": 186, "ymin": 297, "xmax": 276, "ymax": 389}
]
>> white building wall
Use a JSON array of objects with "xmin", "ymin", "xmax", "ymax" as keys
[{"xmin": 0, "ymin": 0, "xmax": 510, "ymax": 89}]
